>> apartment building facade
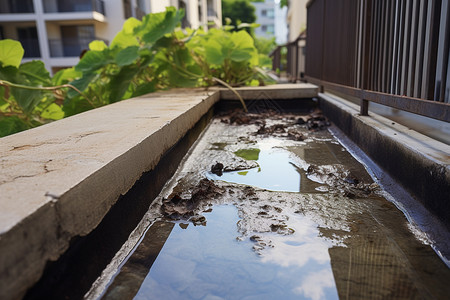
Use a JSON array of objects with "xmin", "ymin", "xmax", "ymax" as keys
[
  {"xmin": 252, "ymin": 0, "xmax": 287, "ymax": 44},
  {"xmin": 0, "ymin": 0, "xmax": 221, "ymax": 73}
]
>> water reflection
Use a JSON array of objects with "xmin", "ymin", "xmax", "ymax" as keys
[
  {"xmin": 103, "ymin": 206, "xmax": 339, "ymax": 300},
  {"xmin": 207, "ymin": 143, "xmax": 303, "ymax": 193}
]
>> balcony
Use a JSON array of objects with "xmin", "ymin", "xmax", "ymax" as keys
[
  {"xmin": 0, "ymin": 0, "xmax": 34, "ymax": 13},
  {"xmin": 49, "ymin": 37, "xmax": 107, "ymax": 57},
  {"xmin": 43, "ymin": 0, "xmax": 105, "ymax": 15}
]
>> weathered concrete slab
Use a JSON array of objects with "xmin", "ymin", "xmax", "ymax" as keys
[
  {"xmin": 0, "ymin": 88, "xmax": 219, "ymax": 300},
  {"xmin": 319, "ymin": 92, "xmax": 450, "ymax": 228},
  {"xmin": 220, "ymin": 83, "xmax": 318, "ymax": 100}
]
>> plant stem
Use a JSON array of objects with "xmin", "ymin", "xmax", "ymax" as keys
[{"xmin": 0, "ymin": 79, "xmax": 96, "ymax": 108}]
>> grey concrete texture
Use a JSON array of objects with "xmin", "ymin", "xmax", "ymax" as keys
[
  {"xmin": 0, "ymin": 83, "xmax": 315, "ymax": 300},
  {"xmin": 0, "ymin": 88, "xmax": 220, "ymax": 300},
  {"xmin": 220, "ymin": 83, "xmax": 318, "ymax": 100},
  {"xmin": 319, "ymin": 93, "xmax": 450, "ymax": 228}
]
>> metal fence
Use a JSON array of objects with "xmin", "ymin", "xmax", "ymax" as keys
[
  {"xmin": 270, "ymin": 34, "xmax": 306, "ymax": 83},
  {"xmin": 305, "ymin": 0, "xmax": 450, "ymax": 122}
]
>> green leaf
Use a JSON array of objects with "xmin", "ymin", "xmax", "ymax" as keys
[
  {"xmin": 111, "ymin": 18, "xmax": 142, "ymax": 48},
  {"xmin": 115, "ymin": 46, "xmax": 140, "ymax": 67},
  {"xmin": 234, "ymin": 148, "xmax": 260, "ymax": 160},
  {"xmin": 0, "ymin": 39, "xmax": 24, "ymax": 68},
  {"xmin": 11, "ymin": 88, "xmax": 44, "ymax": 115},
  {"xmin": 204, "ymin": 39, "xmax": 224, "ymax": 65},
  {"xmin": 89, "ymin": 40, "xmax": 108, "ymax": 51},
  {"xmin": 63, "ymin": 96, "xmax": 95, "ymax": 117},
  {"xmin": 52, "ymin": 67, "xmax": 81, "ymax": 85},
  {"xmin": 68, "ymin": 72, "xmax": 97, "ymax": 98},
  {"xmin": 138, "ymin": 7, "xmax": 184, "ymax": 44},
  {"xmin": 75, "ymin": 50, "xmax": 112, "ymax": 73},
  {"xmin": 107, "ymin": 65, "xmax": 140, "ymax": 103},
  {"xmin": 0, "ymin": 116, "xmax": 29, "ymax": 137},
  {"xmin": 132, "ymin": 81, "xmax": 156, "ymax": 97},
  {"xmin": 231, "ymin": 30, "xmax": 255, "ymax": 49},
  {"xmin": 40, "ymin": 103, "xmax": 64, "ymax": 120},
  {"xmin": 19, "ymin": 60, "xmax": 52, "ymax": 85},
  {"xmin": 230, "ymin": 48, "xmax": 253, "ymax": 62}
]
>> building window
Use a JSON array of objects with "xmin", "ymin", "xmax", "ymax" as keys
[
  {"xmin": 267, "ymin": 9, "xmax": 274, "ymax": 18},
  {"xmin": 261, "ymin": 25, "xmax": 267, "ymax": 32},
  {"xmin": 261, "ymin": 9, "xmax": 267, "ymax": 17},
  {"xmin": 17, "ymin": 27, "xmax": 41, "ymax": 58},
  {"xmin": 267, "ymin": 24, "xmax": 274, "ymax": 34}
]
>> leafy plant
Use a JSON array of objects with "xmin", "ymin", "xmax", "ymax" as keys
[{"xmin": 0, "ymin": 7, "xmax": 274, "ymax": 137}]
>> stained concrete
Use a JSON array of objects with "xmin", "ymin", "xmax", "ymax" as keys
[
  {"xmin": 0, "ymin": 84, "xmax": 316, "ymax": 300},
  {"xmin": 319, "ymin": 92, "xmax": 450, "ymax": 228}
]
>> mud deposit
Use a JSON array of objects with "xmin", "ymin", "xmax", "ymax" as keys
[{"xmin": 89, "ymin": 111, "xmax": 450, "ymax": 300}]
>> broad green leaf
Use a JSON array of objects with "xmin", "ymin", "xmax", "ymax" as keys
[
  {"xmin": 0, "ymin": 116, "xmax": 29, "ymax": 137},
  {"xmin": 115, "ymin": 46, "xmax": 139, "ymax": 66},
  {"xmin": 11, "ymin": 87, "xmax": 44, "ymax": 115},
  {"xmin": 204, "ymin": 39, "xmax": 224, "ymax": 65},
  {"xmin": 0, "ymin": 39, "xmax": 24, "ymax": 68},
  {"xmin": 63, "ymin": 96, "xmax": 95, "ymax": 117},
  {"xmin": 89, "ymin": 40, "xmax": 108, "ymax": 51},
  {"xmin": 68, "ymin": 72, "xmax": 97, "ymax": 98},
  {"xmin": 52, "ymin": 67, "xmax": 81, "ymax": 85},
  {"xmin": 234, "ymin": 148, "xmax": 260, "ymax": 160},
  {"xmin": 19, "ymin": 60, "xmax": 52, "ymax": 85},
  {"xmin": 113, "ymin": 17, "xmax": 141, "ymax": 47},
  {"xmin": 111, "ymin": 18, "xmax": 141, "ymax": 48},
  {"xmin": 231, "ymin": 30, "xmax": 255, "ymax": 49},
  {"xmin": 75, "ymin": 50, "xmax": 112, "ymax": 73},
  {"xmin": 40, "ymin": 103, "xmax": 64, "ymax": 120},
  {"xmin": 132, "ymin": 81, "xmax": 156, "ymax": 97},
  {"xmin": 230, "ymin": 48, "xmax": 253, "ymax": 62},
  {"xmin": 138, "ymin": 7, "xmax": 184, "ymax": 44},
  {"xmin": 107, "ymin": 65, "xmax": 140, "ymax": 103}
]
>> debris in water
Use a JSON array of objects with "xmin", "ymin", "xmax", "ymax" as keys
[
  {"xmin": 161, "ymin": 179, "xmax": 225, "ymax": 219},
  {"xmin": 211, "ymin": 162, "xmax": 224, "ymax": 176}
]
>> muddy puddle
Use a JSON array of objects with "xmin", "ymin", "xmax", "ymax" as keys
[{"xmin": 88, "ymin": 111, "xmax": 450, "ymax": 300}]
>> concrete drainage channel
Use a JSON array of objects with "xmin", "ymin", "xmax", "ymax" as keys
[{"xmin": 0, "ymin": 84, "xmax": 449, "ymax": 299}]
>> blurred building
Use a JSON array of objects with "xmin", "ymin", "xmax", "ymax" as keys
[
  {"xmin": 252, "ymin": 0, "xmax": 287, "ymax": 44},
  {"xmin": 0, "ymin": 0, "xmax": 221, "ymax": 73}
]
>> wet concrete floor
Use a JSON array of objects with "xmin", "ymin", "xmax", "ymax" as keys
[{"xmin": 88, "ymin": 112, "xmax": 450, "ymax": 300}]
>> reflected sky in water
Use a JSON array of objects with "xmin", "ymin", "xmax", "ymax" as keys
[
  {"xmin": 134, "ymin": 205, "xmax": 338, "ymax": 300},
  {"xmin": 207, "ymin": 141, "xmax": 302, "ymax": 192}
]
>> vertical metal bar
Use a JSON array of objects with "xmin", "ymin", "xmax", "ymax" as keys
[
  {"xmin": 414, "ymin": 0, "xmax": 427, "ymax": 98},
  {"xmin": 407, "ymin": 0, "xmax": 419, "ymax": 97},
  {"xmin": 391, "ymin": 0, "xmax": 399, "ymax": 95},
  {"xmin": 356, "ymin": 0, "xmax": 364, "ymax": 88},
  {"xmin": 395, "ymin": 0, "xmax": 406, "ymax": 95},
  {"xmin": 380, "ymin": 0, "xmax": 388, "ymax": 92},
  {"xmin": 400, "ymin": 0, "xmax": 412, "ymax": 96},
  {"xmin": 436, "ymin": 0, "xmax": 450, "ymax": 102},
  {"xmin": 421, "ymin": 0, "xmax": 433, "ymax": 99}
]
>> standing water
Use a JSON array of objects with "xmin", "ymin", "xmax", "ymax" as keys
[{"xmin": 88, "ymin": 111, "xmax": 450, "ymax": 300}]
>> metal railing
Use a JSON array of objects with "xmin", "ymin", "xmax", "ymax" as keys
[
  {"xmin": 270, "ymin": 33, "xmax": 306, "ymax": 83},
  {"xmin": 49, "ymin": 37, "xmax": 107, "ymax": 57},
  {"xmin": 305, "ymin": 0, "xmax": 450, "ymax": 123},
  {"xmin": 43, "ymin": 0, "xmax": 105, "ymax": 15}
]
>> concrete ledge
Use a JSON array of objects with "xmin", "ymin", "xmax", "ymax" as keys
[
  {"xmin": 220, "ymin": 83, "xmax": 318, "ymax": 100},
  {"xmin": 0, "ymin": 88, "xmax": 219, "ymax": 300},
  {"xmin": 319, "ymin": 93, "xmax": 450, "ymax": 228}
]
